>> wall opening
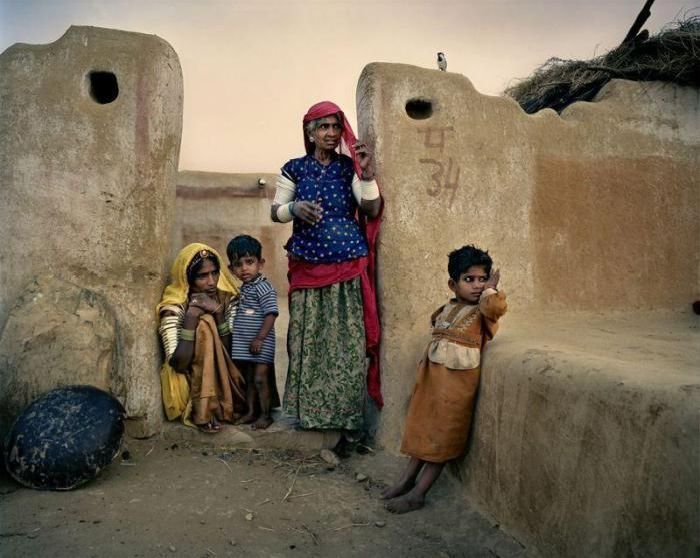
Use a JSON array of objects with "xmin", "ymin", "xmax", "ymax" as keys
[
  {"xmin": 405, "ymin": 98, "xmax": 433, "ymax": 120},
  {"xmin": 88, "ymin": 71, "xmax": 119, "ymax": 104}
]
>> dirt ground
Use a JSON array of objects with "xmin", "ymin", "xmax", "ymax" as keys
[{"xmin": 1, "ymin": 438, "xmax": 531, "ymax": 558}]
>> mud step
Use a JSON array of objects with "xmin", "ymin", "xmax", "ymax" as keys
[{"xmin": 160, "ymin": 410, "xmax": 341, "ymax": 450}]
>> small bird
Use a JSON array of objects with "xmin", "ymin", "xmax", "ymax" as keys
[{"xmin": 437, "ymin": 52, "xmax": 447, "ymax": 71}]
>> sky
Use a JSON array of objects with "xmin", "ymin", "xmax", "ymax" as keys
[{"xmin": 1, "ymin": 0, "xmax": 697, "ymax": 173}]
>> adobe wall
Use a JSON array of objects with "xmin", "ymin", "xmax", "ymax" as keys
[
  {"xmin": 357, "ymin": 63, "xmax": 699, "ymax": 557},
  {"xmin": 174, "ymin": 171, "xmax": 291, "ymax": 295},
  {"xmin": 0, "ymin": 26, "xmax": 183, "ymax": 437},
  {"xmin": 359, "ymin": 63, "xmax": 698, "ymax": 449}
]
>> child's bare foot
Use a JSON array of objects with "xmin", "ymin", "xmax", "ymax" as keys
[
  {"xmin": 235, "ymin": 413, "xmax": 256, "ymax": 425},
  {"xmin": 380, "ymin": 480, "xmax": 415, "ymax": 500},
  {"xmin": 251, "ymin": 415, "xmax": 273, "ymax": 430},
  {"xmin": 384, "ymin": 491, "xmax": 425, "ymax": 514}
]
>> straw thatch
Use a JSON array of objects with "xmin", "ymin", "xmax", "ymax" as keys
[{"xmin": 504, "ymin": 16, "xmax": 700, "ymax": 114}]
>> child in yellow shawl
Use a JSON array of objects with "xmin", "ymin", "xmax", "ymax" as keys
[
  {"xmin": 157, "ymin": 243, "xmax": 245, "ymax": 433},
  {"xmin": 382, "ymin": 245, "xmax": 507, "ymax": 513}
]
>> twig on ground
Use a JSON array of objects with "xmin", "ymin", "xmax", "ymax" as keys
[
  {"xmin": 256, "ymin": 498, "xmax": 272, "ymax": 506},
  {"xmin": 303, "ymin": 524, "xmax": 320, "ymax": 545},
  {"xmin": 328, "ymin": 522, "xmax": 371, "ymax": 531},
  {"xmin": 258, "ymin": 526, "xmax": 275, "ymax": 531},
  {"xmin": 286, "ymin": 492, "xmax": 315, "ymax": 500},
  {"xmin": 292, "ymin": 524, "xmax": 320, "ymax": 545},
  {"xmin": 145, "ymin": 445, "xmax": 155, "ymax": 457},
  {"xmin": 282, "ymin": 461, "xmax": 303, "ymax": 502},
  {"xmin": 217, "ymin": 458, "xmax": 233, "ymax": 473}
]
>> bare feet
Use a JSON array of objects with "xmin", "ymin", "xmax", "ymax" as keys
[
  {"xmin": 251, "ymin": 415, "xmax": 273, "ymax": 430},
  {"xmin": 235, "ymin": 413, "xmax": 256, "ymax": 425},
  {"xmin": 196, "ymin": 420, "xmax": 221, "ymax": 434},
  {"xmin": 384, "ymin": 491, "xmax": 425, "ymax": 514},
  {"xmin": 380, "ymin": 480, "xmax": 415, "ymax": 500}
]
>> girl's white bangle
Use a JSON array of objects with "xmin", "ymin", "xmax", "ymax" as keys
[{"xmin": 276, "ymin": 202, "xmax": 295, "ymax": 223}]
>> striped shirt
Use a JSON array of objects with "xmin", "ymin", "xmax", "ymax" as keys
[{"xmin": 230, "ymin": 274, "xmax": 278, "ymax": 364}]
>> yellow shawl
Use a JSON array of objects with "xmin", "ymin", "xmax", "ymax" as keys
[{"xmin": 156, "ymin": 243, "xmax": 240, "ymax": 421}]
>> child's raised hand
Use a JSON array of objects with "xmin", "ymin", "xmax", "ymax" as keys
[{"xmin": 485, "ymin": 269, "xmax": 500, "ymax": 290}]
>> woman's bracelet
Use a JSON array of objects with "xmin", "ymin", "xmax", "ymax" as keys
[
  {"xmin": 275, "ymin": 201, "xmax": 295, "ymax": 222},
  {"xmin": 217, "ymin": 322, "xmax": 231, "ymax": 336},
  {"xmin": 360, "ymin": 177, "xmax": 380, "ymax": 200},
  {"xmin": 179, "ymin": 328, "xmax": 195, "ymax": 342}
]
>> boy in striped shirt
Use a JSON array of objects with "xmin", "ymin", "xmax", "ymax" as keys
[{"xmin": 227, "ymin": 235, "xmax": 280, "ymax": 429}]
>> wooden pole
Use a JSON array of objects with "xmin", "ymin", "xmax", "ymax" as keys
[{"xmin": 622, "ymin": 0, "xmax": 656, "ymax": 44}]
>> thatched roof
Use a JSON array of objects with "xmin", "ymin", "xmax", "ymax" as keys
[{"xmin": 504, "ymin": 16, "xmax": 700, "ymax": 114}]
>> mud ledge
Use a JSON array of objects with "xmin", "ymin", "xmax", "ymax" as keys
[{"xmin": 461, "ymin": 310, "xmax": 699, "ymax": 558}]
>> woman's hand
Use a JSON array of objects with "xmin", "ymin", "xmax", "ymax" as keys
[
  {"xmin": 354, "ymin": 141, "xmax": 374, "ymax": 179},
  {"xmin": 188, "ymin": 293, "xmax": 222, "ymax": 315},
  {"xmin": 293, "ymin": 200, "xmax": 323, "ymax": 225},
  {"xmin": 484, "ymin": 269, "xmax": 500, "ymax": 290}
]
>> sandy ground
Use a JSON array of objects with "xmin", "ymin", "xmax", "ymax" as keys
[{"xmin": 0, "ymin": 438, "xmax": 531, "ymax": 558}]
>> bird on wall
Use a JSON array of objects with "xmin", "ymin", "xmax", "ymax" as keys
[{"xmin": 437, "ymin": 52, "xmax": 447, "ymax": 71}]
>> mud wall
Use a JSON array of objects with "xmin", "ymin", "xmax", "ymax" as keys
[
  {"xmin": 357, "ymin": 63, "xmax": 699, "ymax": 557},
  {"xmin": 174, "ymin": 171, "xmax": 291, "ymax": 294},
  {"xmin": 0, "ymin": 26, "xmax": 183, "ymax": 437},
  {"xmin": 357, "ymin": 63, "xmax": 699, "ymax": 448}
]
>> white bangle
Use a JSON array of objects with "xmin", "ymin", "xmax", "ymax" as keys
[
  {"xmin": 276, "ymin": 202, "xmax": 295, "ymax": 223},
  {"xmin": 360, "ymin": 178, "xmax": 380, "ymax": 201}
]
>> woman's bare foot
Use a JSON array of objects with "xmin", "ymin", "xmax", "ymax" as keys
[
  {"xmin": 380, "ymin": 480, "xmax": 415, "ymax": 500},
  {"xmin": 235, "ymin": 413, "xmax": 256, "ymax": 425},
  {"xmin": 384, "ymin": 491, "xmax": 425, "ymax": 514},
  {"xmin": 196, "ymin": 420, "xmax": 222, "ymax": 434},
  {"xmin": 251, "ymin": 415, "xmax": 273, "ymax": 430}
]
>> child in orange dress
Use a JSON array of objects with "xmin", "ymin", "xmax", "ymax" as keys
[{"xmin": 382, "ymin": 244, "xmax": 507, "ymax": 513}]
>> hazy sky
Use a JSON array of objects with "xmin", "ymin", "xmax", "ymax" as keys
[{"xmin": 1, "ymin": 0, "xmax": 697, "ymax": 172}]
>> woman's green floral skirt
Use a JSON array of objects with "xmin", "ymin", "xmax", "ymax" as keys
[{"xmin": 283, "ymin": 277, "xmax": 366, "ymax": 430}]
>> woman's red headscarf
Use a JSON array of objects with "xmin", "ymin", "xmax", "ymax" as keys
[{"xmin": 300, "ymin": 101, "xmax": 384, "ymax": 408}]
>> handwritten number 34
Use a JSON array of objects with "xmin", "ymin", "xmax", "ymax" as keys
[{"xmin": 419, "ymin": 158, "xmax": 460, "ymax": 204}]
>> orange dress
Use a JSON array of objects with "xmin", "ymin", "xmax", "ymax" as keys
[{"xmin": 400, "ymin": 289, "xmax": 507, "ymax": 463}]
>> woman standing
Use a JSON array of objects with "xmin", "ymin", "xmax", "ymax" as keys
[
  {"xmin": 271, "ymin": 101, "xmax": 382, "ymax": 432},
  {"xmin": 157, "ymin": 243, "xmax": 245, "ymax": 433}
]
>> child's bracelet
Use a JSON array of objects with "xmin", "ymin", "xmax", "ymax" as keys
[
  {"xmin": 179, "ymin": 328, "xmax": 195, "ymax": 342},
  {"xmin": 217, "ymin": 322, "xmax": 231, "ymax": 336}
]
